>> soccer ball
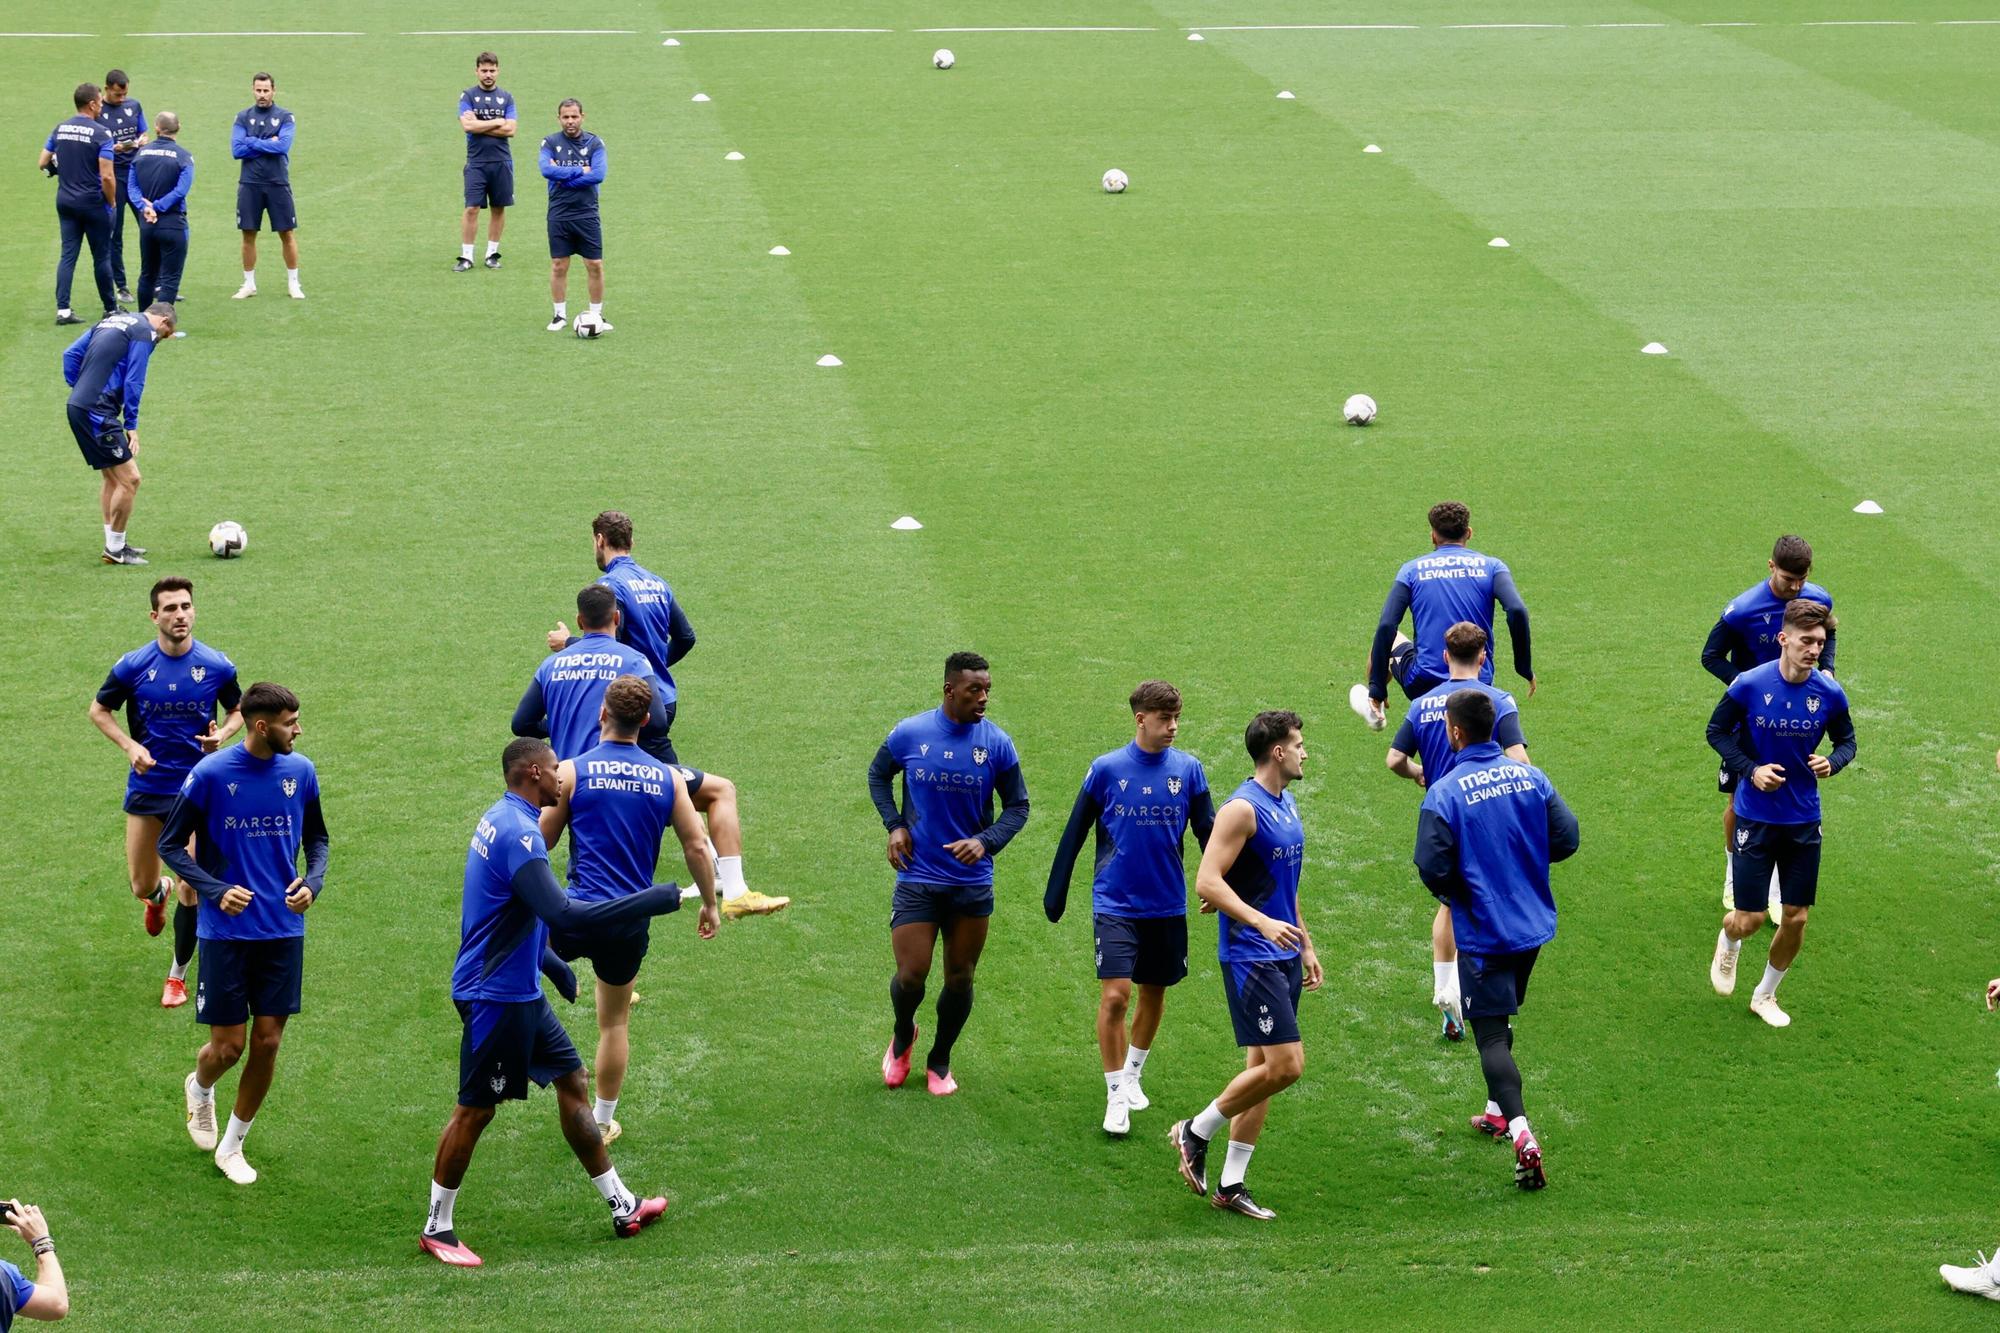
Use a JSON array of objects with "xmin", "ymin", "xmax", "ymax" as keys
[
  {"xmin": 208, "ymin": 520, "xmax": 248, "ymax": 558},
  {"xmin": 1343, "ymin": 394, "xmax": 1378, "ymax": 426},
  {"xmin": 573, "ymin": 312, "xmax": 604, "ymax": 339},
  {"xmin": 933, "ymin": 48, "xmax": 954, "ymax": 69},
  {"xmin": 1102, "ymin": 168, "xmax": 1128, "ymax": 194}
]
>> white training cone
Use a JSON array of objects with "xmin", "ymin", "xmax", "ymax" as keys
[
  {"xmin": 769, "ymin": 245, "xmax": 790, "ymax": 256},
  {"xmin": 1276, "ymin": 90, "xmax": 1295, "ymax": 99},
  {"xmin": 663, "ymin": 37, "xmax": 681, "ymax": 46},
  {"xmin": 725, "ymin": 151, "xmax": 744, "ymax": 161},
  {"xmin": 891, "ymin": 516, "xmax": 923, "ymax": 531},
  {"xmin": 1363, "ymin": 144, "xmax": 1382, "ymax": 153},
  {"xmin": 1853, "ymin": 500, "xmax": 1884, "ymax": 514},
  {"xmin": 1188, "ymin": 32, "xmax": 1205, "ymax": 41},
  {"xmin": 1489, "ymin": 237, "xmax": 1510, "ymax": 248},
  {"xmin": 691, "ymin": 93, "xmax": 710, "ymax": 102},
  {"xmin": 1641, "ymin": 342, "xmax": 1669, "ymax": 355},
  {"xmin": 816, "ymin": 354, "xmax": 842, "ymax": 367}
]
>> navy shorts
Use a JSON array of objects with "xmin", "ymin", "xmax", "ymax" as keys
[
  {"xmin": 195, "ymin": 935, "xmax": 304, "ymax": 1026},
  {"xmin": 1094, "ymin": 913, "xmax": 1188, "ymax": 986},
  {"xmin": 1390, "ymin": 641, "xmax": 1444, "ymax": 701},
  {"xmin": 1222, "ymin": 956, "xmax": 1303, "ymax": 1047},
  {"xmin": 456, "ymin": 997, "xmax": 582, "ymax": 1107},
  {"xmin": 669, "ymin": 763, "xmax": 704, "ymax": 797},
  {"xmin": 1732, "ymin": 819, "xmax": 1821, "ymax": 911},
  {"xmin": 464, "ymin": 161, "xmax": 515, "ymax": 208},
  {"xmin": 236, "ymin": 182, "xmax": 297, "ymax": 232},
  {"xmin": 1717, "ymin": 766, "xmax": 1741, "ymax": 796},
  {"xmin": 890, "ymin": 880, "xmax": 994, "ymax": 929},
  {"xmin": 549, "ymin": 919, "xmax": 651, "ymax": 988},
  {"xmin": 124, "ymin": 789, "xmax": 177, "ymax": 819},
  {"xmin": 67, "ymin": 404, "xmax": 130, "ymax": 470},
  {"xmin": 1458, "ymin": 946, "xmax": 1539, "ymax": 1019},
  {"xmin": 548, "ymin": 215, "xmax": 602, "ymax": 260}
]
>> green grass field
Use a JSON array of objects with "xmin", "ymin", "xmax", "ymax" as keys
[{"xmin": 6, "ymin": 2, "xmax": 2000, "ymax": 1327}]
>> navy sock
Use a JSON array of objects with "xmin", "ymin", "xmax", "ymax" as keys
[{"xmin": 927, "ymin": 985, "xmax": 974, "ymax": 1075}]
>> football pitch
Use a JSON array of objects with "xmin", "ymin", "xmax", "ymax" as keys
[{"xmin": 6, "ymin": 1, "xmax": 2000, "ymax": 1327}]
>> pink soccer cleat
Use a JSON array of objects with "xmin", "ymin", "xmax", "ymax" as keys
[
  {"xmin": 926, "ymin": 1068, "xmax": 958, "ymax": 1097},
  {"xmin": 1470, "ymin": 1111, "xmax": 1509, "ymax": 1140},
  {"xmin": 614, "ymin": 1195, "xmax": 669, "ymax": 1238},
  {"xmin": 882, "ymin": 1029, "xmax": 916, "ymax": 1089},
  {"xmin": 419, "ymin": 1232, "xmax": 483, "ymax": 1267}
]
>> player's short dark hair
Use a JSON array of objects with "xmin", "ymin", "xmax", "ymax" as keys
[
  {"xmin": 1782, "ymin": 599, "xmax": 1836, "ymax": 635},
  {"xmin": 241, "ymin": 682, "xmax": 299, "ymax": 719},
  {"xmin": 252, "ymin": 72, "xmax": 274, "ymax": 86},
  {"xmin": 1443, "ymin": 621, "xmax": 1488, "ymax": 665},
  {"xmin": 105, "ymin": 70, "xmax": 129, "ymax": 88},
  {"xmin": 944, "ymin": 651, "xmax": 989, "ymax": 680},
  {"xmin": 148, "ymin": 575, "xmax": 193, "ymax": 610},
  {"xmin": 1445, "ymin": 689, "xmax": 1496, "ymax": 744},
  {"xmin": 476, "ymin": 51, "xmax": 499, "ymax": 67},
  {"xmin": 74, "ymin": 83, "xmax": 101, "ymax": 109},
  {"xmin": 1771, "ymin": 534, "xmax": 1812, "ymax": 576},
  {"xmin": 604, "ymin": 675, "xmax": 652, "ymax": 734},
  {"xmin": 1428, "ymin": 501, "xmax": 1471, "ymax": 543},
  {"xmin": 1244, "ymin": 709, "xmax": 1302, "ymax": 763},
  {"xmin": 592, "ymin": 510, "xmax": 633, "ymax": 550},
  {"xmin": 503, "ymin": 737, "xmax": 554, "ymax": 782},
  {"xmin": 576, "ymin": 583, "xmax": 617, "ymax": 630},
  {"xmin": 558, "ymin": 97, "xmax": 583, "ymax": 114},
  {"xmin": 1129, "ymin": 680, "xmax": 1181, "ymax": 715},
  {"xmin": 146, "ymin": 301, "xmax": 176, "ymax": 325}
]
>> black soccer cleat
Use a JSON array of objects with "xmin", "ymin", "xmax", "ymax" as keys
[
  {"xmin": 484, "ymin": 251, "xmax": 502, "ymax": 269},
  {"xmin": 1169, "ymin": 1120, "xmax": 1208, "ymax": 1197},
  {"xmin": 101, "ymin": 547, "xmax": 149, "ymax": 566},
  {"xmin": 1210, "ymin": 1184, "xmax": 1276, "ymax": 1220},
  {"xmin": 453, "ymin": 257, "xmax": 474, "ymax": 272},
  {"xmin": 56, "ymin": 311, "xmax": 83, "ymax": 325}
]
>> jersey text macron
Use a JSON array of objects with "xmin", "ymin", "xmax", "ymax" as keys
[{"xmin": 565, "ymin": 742, "xmax": 676, "ymax": 903}]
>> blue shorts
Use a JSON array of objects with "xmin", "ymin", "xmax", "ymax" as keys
[
  {"xmin": 1222, "ymin": 956, "xmax": 1302, "ymax": 1047},
  {"xmin": 124, "ymin": 789, "xmax": 178, "ymax": 819},
  {"xmin": 548, "ymin": 215, "xmax": 602, "ymax": 260},
  {"xmin": 1389, "ymin": 640, "xmax": 1445, "ymax": 701},
  {"xmin": 464, "ymin": 160, "xmax": 514, "ymax": 208},
  {"xmin": 1094, "ymin": 913, "xmax": 1187, "ymax": 985},
  {"xmin": 195, "ymin": 935, "xmax": 304, "ymax": 1026},
  {"xmin": 1458, "ymin": 946, "xmax": 1539, "ymax": 1020},
  {"xmin": 67, "ymin": 404, "xmax": 130, "ymax": 470},
  {"xmin": 890, "ymin": 880, "xmax": 994, "ymax": 929},
  {"xmin": 1732, "ymin": 819, "xmax": 1821, "ymax": 911},
  {"xmin": 456, "ymin": 997, "xmax": 581, "ymax": 1107},
  {"xmin": 549, "ymin": 919, "xmax": 651, "ymax": 988},
  {"xmin": 236, "ymin": 182, "xmax": 297, "ymax": 232}
]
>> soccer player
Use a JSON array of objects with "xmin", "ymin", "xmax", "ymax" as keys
[
  {"xmin": 1939, "ymin": 975, "xmax": 2000, "ymax": 1299},
  {"xmin": 1385, "ymin": 622, "xmax": 1529, "ymax": 1040},
  {"xmin": 159, "ymin": 682, "xmax": 329, "ymax": 1185},
  {"xmin": 97, "ymin": 71, "xmax": 146, "ymax": 305},
  {"xmin": 539, "ymin": 99, "xmax": 608, "ymax": 332},
  {"xmin": 1168, "ymin": 710, "xmax": 1319, "ymax": 1220},
  {"xmin": 1349, "ymin": 501, "xmax": 1535, "ymax": 731},
  {"xmin": 512, "ymin": 585, "xmax": 668, "ymax": 762},
  {"xmin": 421, "ymin": 738, "xmax": 687, "ymax": 1266},
  {"xmin": 39, "ymin": 82, "xmax": 118, "ymax": 326},
  {"xmin": 1701, "ymin": 535, "xmax": 1836, "ymax": 913},
  {"xmin": 455, "ymin": 52, "xmax": 514, "ymax": 272},
  {"xmin": 88, "ymin": 576, "xmax": 241, "ymax": 1006},
  {"xmin": 1414, "ymin": 690, "xmax": 1579, "ymax": 1190},
  {"xmin": 536, "ymin": 676, "xmax": 720, "ymax": 1144},
  {"xmin": 62, "ymin": 303, "xmax": 176, "ymax": 565},
  {"xmin": 128, "ymin": 112, "xmax": 193, "ymax": 310},
  {"xmin": 868, "ymin": 652, "xmax": 1030, "ymax": 1095},
  {"xmin": 0, "ymin": 1199, "xmax": 68, "ymax": 1324},
  {"xmin": 231, "ymin": 73, "xmax": 301, "ymax": 300},
  {"xmin": 1045, "ymin": 680, "xmax": 1213, "ymax": 1136},
  {"xmin": 1705, "ymin": 599, "xmax": 1854, "ymax": 1028}
]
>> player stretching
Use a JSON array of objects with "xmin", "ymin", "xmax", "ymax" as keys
[
  {"xmin": 537, "ymin": 676, "xmax": 719, "ymax": 1145},
  {"xmin": 514, "ymin": 585, "xmax": 669, "ymax": 761},
  {"xmin": 1706, "ymin": 600, "xmax": 1854, "ymax": 1028},
  {"xmin": 160, "ymin": 683, "xmax": 328, "ymax": 1185},
  {"xmin": 1415, "ymin": 691, "xmax": 1578, "ymax": 1190},
  {"xmin": 1701, "ymin": 535, "xmax": 1835, "ymax": 914},
  {"xmin": 88, "ymin": 576, "xmax": 241, "ymax": 1006},
  {"xmin": 1045, "ymin": 680, "xmax": 1213, "ymax": 1136},
  {"xmin": 1385, "ymin": 622, "xmax": 1528, "ymax": 1041},
  {"xmin": 62, "ymin": 304, "xmax": 175, "ymax": 565},
  {"xmin": 868, "ymin": 652, "xmax": 1030, "ymax": 1095},
  {"xmin": 455, "ymin": 52, "xmax": 514, "ymax": 271},
  {"xmin": 1169, "ymin": 710, "xmax": 1321, "ymax": 1220},
  {"xmin": 1349, "ymin": 501, "xmax": 1535, "ymax": 731},
  {"xmin": 539, "ymin": 99, "xmax": 607, "ymax": 331},
  {"xmin": 420, "ymin": 739, "xmax": 689, "ymax": 1266}
]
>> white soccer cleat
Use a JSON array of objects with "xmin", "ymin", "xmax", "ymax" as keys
[
  {"xmin": 1103, "ymin": 1088, "xmax": 1130, "ymax": 1137},
  {"xmin": 232, "ymin": 283, "xmax": 257, "ymax": 300},
  {"xmin": 215, "ymin": 1147, "xmax": 258, "ymax": 1185},
  {"xmin": 546, "ymin": 314, "xmax": 568, "ymax": 332},
  {"xmin": 1122, "ymin": 1079, "xmax": 1149, "ymax": 1112},
  {"xmin": 287, "ymin": 283, "xmax": 305, "ymax": 300},
  {"xmin": 1941, "ymin": 1250, "xmax": 2000, "ymax": 1300},
  {"xmin": 597, "ymin": 1118, "xmax": 622, "ymax": 1146},
  {"xmin": 1709, "ymin": 936, "xmax": 1737, "ymax": 996},
  {"xmin": 1348, "ymin": 683, "xmax": 1384, "ymax": 731},
  {"xmin": 184, "ymin": 1072, "xmax": 218, "ymax": 1150},
  {"xmin": 1749, "ymin": 991, "xmax": 1790, "ymax": 1028}
]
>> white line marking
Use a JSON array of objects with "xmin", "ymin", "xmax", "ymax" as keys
[
  {"xmin": 0, "ymin": 31, "xmax": 95, "ymax": 37},
  {"xmin": 127, "ymin": 30, "xmax": 365, "ymax": 36},
  {"xmin": 1801, "ymin": 19, "xmax": 1913, "ymax": 23},
  {"xmin": 1184, "ymin": 23, "xmax": 1419, "ymax": 30},
  {"xmin": 404, "ymin": 30, "xmax": 637, "ymax": 36},
  {"xmin": 1591, "ymin": 22, "xmax": 1666, "ymax": 27},
  {"xmin": 1443, "ymin": 23, "xmax": 1568, "ymax": 28},
  {"xmin": 661, "ymin": 27, "xmax": 893, "ymax": 34},
  {"xmin": 1937, "ymin": 18, "xmax": 2000, "ymax": 23},
  {"xmin": 914, "ymin": 26, "xmax": 1158, "ymax": 32},
  {"xmin": 1700, "ymin": 21, "xmax": 1759, "ymax": 25}
]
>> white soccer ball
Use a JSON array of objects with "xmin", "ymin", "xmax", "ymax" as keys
[
  {"xmin": 573, "ymin": 312, "xmax": 606, "ymax": 339},
  {"xmin": 208, "ymin": 520, "xmax": 248, "ymax": 559},
  {"xmin": 933, "ymin": 48, "xmax": 955, "ymax": 69},
  {"xmin": 1102, "ymin": 168, "xmax": 1128, "ymax": 194},
  {"xmin": 1343, "ymin": 393, "xmax": 1378, "ymax": 426}
]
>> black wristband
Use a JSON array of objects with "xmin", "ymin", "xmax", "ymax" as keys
[{"xmin": 32, "ymin": 1236, "xmax": 54, "ymax": 1256}]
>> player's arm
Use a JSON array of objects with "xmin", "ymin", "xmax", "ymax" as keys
[
  {"xmin": 510, "ymin": 679, "xmax": 548, "ymax": 739},
  {"xmin": 155, "ymin": 154, "xmax": 193, "ymax": 214},
  {"xmin": 566, "ymin": 141, "xmax": 605, "ymax": 188},
  {"xmin": 1705, "ymin": 691, "xmax": 1759, "ymax": 777},
  {"xmin": 1493, "ymin": 569, "xmax": 1534, "ymax": 691},
  {"xmin": 1699, "ymin": 615, "xmax": 1739, "ymax": 685},
  {"xmin": 1195, "ymin": 800, "xmax": 1302, "ymax": 948},
  {"xmin": 284, "ymin": 795, "xmax": 331, "ymax": 912},
  {"xmin": 635, "ymin": 680, "xmax": 674, "ymax": 752},
  {"xmin": 1189, "ymin": 786, "xmax": 1216, "ymax": 849},
  {"xmin": 868, "ymin": 742, "xmax": 913, "ymax": 869},
  {"xmin": 3, "ymin": 1201, "xmax": 69, "ymax": 1321},
  {"xmin": 539, "ymin": 945, "xmax": 578, "ymax": 1003},
  {"xmin": 974, "ymin": 762, "xmax": 1030, "ymax": 858},
  {"xmin": 537, "ymin": 760, "xmax": 578, "ymax": 844},
  {"xmin": 1413, "ymin": 803, "xmax": 1469, "ymax": 902},
  {"xmin": 1813, "ymin": 705, "xmax": 1857, "ymax": 778},
  {"xmin": 203, "ymin": 680, "xmax": 244, "ymax": 752},
  {"xmin": 1367, "ymin": 581, "xmax": 1413, "ymax": 704},
  {"xmin": 88, "ymin": 670, "xmax": 153, "ymax": 773},
  {"xmin": 538, "ymin": 141, "xmax": 577, "ymax": 181},
  {"xmin": 1385, "ymin": 716, "xmax": 1423, "ymax": 785},
  {"xmin": 126, "ymin": 160, "xmax": 146, "ymax": 211},
  {"xmin": 663, "ymin": 599, "xmax": 696, "ymax": 667},
  {"xmin": 1044, "ymin": 782, "xmax": 1102, "ymax": 922},
  {"xmin": 666, "ymin": 767, "xmax": 719, "ymax": 938},
  {"xmin": 61, "ymin": 331, "xmax": 89, "ymax": 386},
  {"xmin": 510, "ymin": 857, "xmax": 681, "ymax": 931},
  {"xmin": 1545, "ymin": 787, "xmax": 1580, "ymax": 863},
  {"xmin": 37, "ymin": 131, "xmax": 55, "ymax": 172},
  {"xmin": 97, "ymin": 142, "xmax": 115, "ymax": 205},
  {"xmin": 158, "ymin": 792, "xmax": 235, "ymax": 904},
  {"xmin": 118, "ymin": 342, "xmax": 152, "ymax": 431},
  {"xmin": 269, "ymin": 116, "xmax": 295, "ymax": 155},
  {"xmin": 457, "ymin": 97, "xmax": 481, "ymax": 132},
  {"xmin": 230, "ymin": 118, "xmax": 252, "ymax": 159},
  {"xmin": 1495, "ymin": 710, "xmax": 1528, "ymax": 765}
]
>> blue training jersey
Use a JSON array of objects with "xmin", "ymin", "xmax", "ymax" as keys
[
  {"xmin": 880, "ymin": 708, "xmax": 1022, "ymax": 888},
  {"xmin": 173, "ymin": 746, "xmax": 323, "ymax": 941},
  {"xmin": 1393, "ymin": 678, "xmax": 1522, "ymax": 785},
  {"xmin": 1725, "ymin": 661, "xmax": 1852, "ymax": 825},
  {"xmin": 1717, "ymin": 578, "xmax": 1835, "ymax": 677},
  {"xmin": 460, "ymin": 84, "xmax": 515, "ymax": 163},
  {"xmin": 531, "ymin": 633, "xmax": 659, "ymax": 761},
  {"xmin": 1394, "ymin": 545, "xmax": 1509, "ymax": 684},
  {"xmin": 1217, "ymin": 779, "xmax": 1304, "ymax": 963},
  {"xmin": 565, "ymin": 742, "xmax": 676, "ymax": 903},
  {"xmin": 98, "ymin": 96, "xmax": 145, "ymax": 197},
  {"xmin": 453, "ymin": 792, "xmax": 551, "ymax": 1003},
  {"xmin": 63, "ymin": 311, "xmax": 159, "ymax": 429},
  {"xmin": 1078, "ymin": 742, "xmax": 1207, "ymax": 918},
  {"xmin": 46, "ymin": 113, "xmax": 113, "ymax": 209},
  {"xmin": 599, "ymin": 555, "xmax": 692, "ymax": 704},
  {"xmin": 540, "ymin": 129, "xmax": 605, "ymax": 219},
  {"xmin": 1417, "ymin": 742, "xmax": 1563, "ymax": 957},
  {"xmin": 95, "ymin": 639, "xmax": 240, "ymax": 797},
  {"xmin": 129, "ymin": 139, "xmax": 195, "ymax": 223},
  {"xmin": 232, "ymin": 103, "xmax": 294, "ymax": 186}
]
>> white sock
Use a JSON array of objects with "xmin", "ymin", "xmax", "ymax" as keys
[
  {"xmin": 189, "ymin": 1071, "xmax": 215, "ymax": 1103},
  {"xmin": 486, "ymin": 239, "xmax": 501, "ymax": 256},
  {"xmin": 242, "ymin": 270, "xmax": 255, "ymax": 286},
  {"xmin": 460, "ymin": 243, "xmax": 475, "ymax": 261},
  {"xmin": 587, "ymin": 301, "xmax": 603, "ymax": 317},
  {"xmin": 1508, "ymin": 1115, "xmax": 1531, "ymax": 1143},
  {"xmin": 715, "ymin": 855, "xmax": 747, "ymax": 900},
  {"xmin": 1433, "ymin": 960, "xmax": 1456, "ymax": 994},
  {"xmin": 593, "ymin": 1097, "xmax": 618, "ymax": 1126},
  {"xmin": 1719, "ymin": 928, "xmax": 1741, "ymax": 956},
  {"xmin": 1220, "ymin": 1140, "xmax": 1255, "ymax": 1189},
  {"xmin": 105, "ymin": 525, "xmax": 123, "ymax": 552},
  {"xmin": 169, "ymin": 959, "xmax": 188, "ymax": 981},
  {"xmin": 286, "ymin": 267, "xmax": 300, "ymax": 284},
  {"xmin": 1755, "ymin": 963, "xmax": 1786, "ymax": 999},
  {"xmin": 590, "ymin": 1166, "xmax": 636, "ymax": 1215},
  {"xmin": 1191, "ymin": 1099, "xmax": 1228, "ymax": 1141},
  {"xmin": 1484, "ymin": 1100, "xmax": 1501, "ymax": 1118},
  {"xmin": 219, "ymin": 1113, "xmax": 251, "ymax": 1157},
  {"xmin": 1104, "ymin": 1071, "xmax": 1121, "ymax": 1095},
  {"xmin": 425, "ymin": 1181, "xmax": 457, "ymax": 1236},
  {"xmin": 553, "ymin": 302, "xmax": 567, "ymax": 320},
  {"xmin": 1122, "ymin": 1045, "xmax": 1149, "ymax": 1079}
]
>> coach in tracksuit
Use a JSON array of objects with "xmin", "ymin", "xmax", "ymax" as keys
[
  {"xmin": 129, "ymin": 114, "xmax": 194, "ymax": 310},
  {"xmin": 39, "ymin": 82, "xmax": 118, "ymax": 324}
]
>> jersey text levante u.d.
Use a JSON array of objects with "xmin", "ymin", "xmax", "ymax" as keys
[
  {"xmin": 513, "ymin": 632, "xmax": 663, "ymax": 761},
  {"xmin": 1369, "ymin": 544, "xmax": 1533, "ymax": 698},
  {"xmin": 868, "ymin": 708, "xmax": 1030, "ymax": 888},
  {"xmin": 565, "ymin": 741, "xmax": 676, "ymax": 903},
  {"xmin": 1415, "ymin": 741, "xmax": 1579, "ymax": 957},
  {"xmin": 597, "ymin": 555, "xmax": 695, "ymax": 703},
  {"xmin": 1046, "ymin": 742, "xmax": 1214, "ymax": 919},
  {"xmin": 96, "ymin": 639, "xmax": 240, "ymax": 797}
]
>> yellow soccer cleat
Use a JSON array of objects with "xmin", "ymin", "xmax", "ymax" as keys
[{"xmin": 722, "ymin": 889, "xmax": 791, "ymax": 919}]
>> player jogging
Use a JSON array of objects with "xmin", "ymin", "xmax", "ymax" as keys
[
  {"xmin": 1169, "ymin": 710, "xmax": 1322, "ymax": 1220},
  {"xmin": 63, "ymin": 304, "xmax": 175, "ymax": 565},
  {"xmin": 1701, "ymin": 534, "xmax": 1835, "ymax": 914},
  {"xmin": 539, "ymin": 99, "xmax": 607, "ymax": 332},
  {"xmin": 868, "ymin": 652, "xmax": 1030, "ymax": 1095},
  {"xmin": 514, "ymin": 585, "xmax": 669, "ymax": 761},
  {"xmin": 536, "ymin": 676, "xmax": 720, "ymax": 1145},
  {"xmin": 1350, "ymin": 501, "xmax": 1535, "ymax": 731},
  {"xmin": 1045, "ymin": 680, "xmax": 1213, "ymax": 1136},
  {"xmin": 1385, "ymin": 622, "xmax": 1529, "ymax": 1041},
  {"xmin": 419, "ymin": 738, "xmax": 688, "ymax": 1267},
  {"xmin": 88, "ymin": 576, "xmax": 241, "ymax": 1006},
  {"xmin": 1414, "ymin": 690, "xmax": 1578, "ymax": 1190},
  {"xmin": 39, "ymin": 81, "xmax": 117, "ymax": 326},
  {"xmin": 455, "ymin": 52, "xmax": 514, "ymax": 271},
  {"xmin": 160, "ymin": 683, "xmax": 328, "ymax": 1186},
  {"xmin": 1705, "ymin": 599, "xmax": 1854, "ymax": 1028},
  {"xmin": 231, "ymin": 73, "xmax": 301, "ymax": 300}
]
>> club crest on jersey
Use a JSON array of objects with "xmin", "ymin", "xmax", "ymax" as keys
[
  {"xmin": 1258, "ymin": 1014, "xmax": 1274, "ymax": 1036},
  {"xmin": 973, "ymin": 747, "xmax": 987, "ymax": 766},
  {"xmin": 282, "ymin": 778, "xmax": 297, "ymax": 798},
  {"xmin": 191, "ymin": 667, "xmax": 206, "ymax": 683},
  {"xmin": 1167, "ymin": 777, "xmax": 1181, "ymax": 795},
  {"xmin": 1736, "ymin": 828, "xmax": 1749, "ymax": 849},
  {"xmin": 490, "ymin": 1073, "xmax": 507, "ymax": 1094},
  {"xmin": 1807, "ymin": 695, "xmax": 1820, "ymax": 714}
]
